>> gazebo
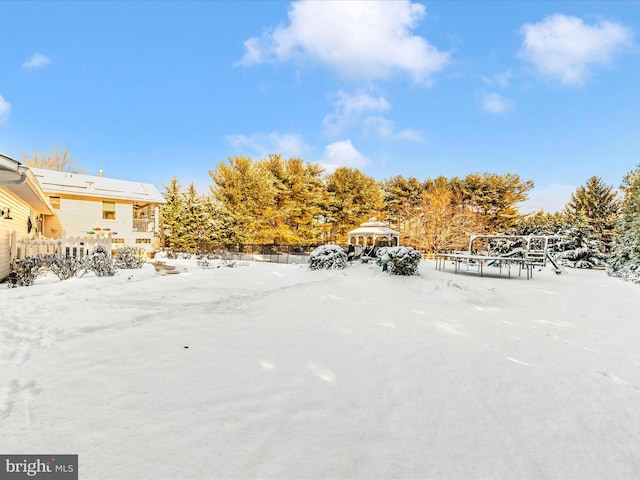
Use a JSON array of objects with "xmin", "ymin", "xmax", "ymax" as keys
[{"xmin": 347, "ymin": 218, "xmax": 400, "ymax": 247}]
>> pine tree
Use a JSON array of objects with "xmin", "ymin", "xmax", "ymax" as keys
[
  {"xmin": 463, "ymin": 172, "xmax": 534, "ymax": 232},
  {"xmin": 161, "ymin": 177, "xmax": 186, "ymax": 251},
  {"xmin": 324, "ymin": 167, "xmax": 384, "ymax": 243},
  {"xmin": 554, "ymin": 213, "xmax": 609, "ymax": 269},
  {"xmin": 608, "ymin": 164, "xmax": 640, "ymax": 283},
  {"xmin": 382, "ymin": 175, "xmax": 424, "ymax": 237},
  {"xmin": 261, "ymin": 155, "xmax": 326, "ymax": 243},
  {"xmin": 209, "ymin": 156, "xmax": 276, "ymax": 244},
  {"xmin": 180, "ymin": 183, "xmax": 209, "ymax": 252},
  {"xmin": 565, "ymin": 176, "xmax": 619, "ymax": 251},
  {"xmin": 509, "ymin": 211, "xmax": 567, "ymax": 236}
]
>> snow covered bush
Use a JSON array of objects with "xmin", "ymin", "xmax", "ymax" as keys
[
  {"xmin": 377, "ymin": 246, "xmax": 422, "ymax": 276},
  {"xmin": 114, "ymin": 247, "xmax": 147, "ymax": 269},
  {"xmin": 308, "ymin": 245, "xmax": 348, "ymax": 270},
  {"xmin": 552, "ymin": 224, "xmax": 608, "ymax": 269},
  {"xmin": 83, "ymin": 246, "xmax": 117, "ymax": 277},
  {"xmin": 45, "ymin": 254, "xmax": 84, "ymax": 280},
  {"xmin": 6, "ymin": 257, "xmax": 46, "ymax": 287}
]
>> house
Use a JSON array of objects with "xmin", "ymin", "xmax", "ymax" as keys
[
  {"xmin": 30, "ymin": 168, "xmax": 165, "ymax": 256},
  {"xmin": 1, "ymin": 153, "xmax": 56, "ymax": 280}
]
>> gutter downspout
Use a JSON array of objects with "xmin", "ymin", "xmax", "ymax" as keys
[{"xmin": 2, "ymin": 168, "xmax": 28, "ymax": 185}]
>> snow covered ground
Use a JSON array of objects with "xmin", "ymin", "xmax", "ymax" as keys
[{"xmin": 1, "ymin": 258, "xmax": 640, "ymax": 479}]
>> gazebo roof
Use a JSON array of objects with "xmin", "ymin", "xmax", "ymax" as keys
[{"xmin": 348, "ymin": 218, "xmax": 400, "ymax": 236}]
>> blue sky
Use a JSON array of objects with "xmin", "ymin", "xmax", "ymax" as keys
[{"xmin": 1, "ymin": 1, "xmax": 639, "ymax": 212}]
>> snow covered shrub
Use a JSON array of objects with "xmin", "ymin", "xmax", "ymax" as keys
[
  {"xmin": 83, "ymin": 246, "xmax": 117, "ymax": 277},
  {"xmin": 44, "ymin": 254, "xmax": 84, "ymax": 280},
  {"xmin": 308, "ymin": 245, "xmax": 348, "ymax": 270},
  {"xmin": 378, "ymin": 246, "xmax": 422, "ymax": 276},
  {"xmin": 7, "ymin": 257, "xmax": 46, "ymax": 287},
  {"xmin": 114, "ymin": 247, "xmax": 147, "ymax": 269},
  {"xmin": 552, "ymin": 225, "xmax": 609, "ymax": 269}
]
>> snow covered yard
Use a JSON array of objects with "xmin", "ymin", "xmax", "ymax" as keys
[{"xmin": 1, "ymin": 259, "xmax": 640, "ymax": 479}]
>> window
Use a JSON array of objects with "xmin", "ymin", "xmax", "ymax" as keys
[
  {"xmin": 49, "ymin": 196, "xmax": 61, "ymax": 209},
  {"xmin": 135, "ymin": 238, "xmax": 151, "ymax": 244},
  {"xmin": 102, "ymin": 201, "xmax": 116, "ymax": 220}
]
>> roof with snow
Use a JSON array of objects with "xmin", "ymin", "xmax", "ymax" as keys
[
  {"xmin": 348, "ymin": 218, "xmax": 400, "ymax": 237},
  {"xmin": 31, "ymin": 168, "xmax": 165, "ymax": 204}
]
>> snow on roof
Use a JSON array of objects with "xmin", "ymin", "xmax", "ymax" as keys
[
  {"xmin": 348, "ymin": 218, "xmax": 400, "ymax": 236},
  {"xmin": 31, "ymin": 168, "xmax": 165, "ymax": 204}
]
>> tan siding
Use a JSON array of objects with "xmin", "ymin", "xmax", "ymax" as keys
[
  {"xmin": 1, "ymin": 187, "xmax": 36, "ymax": 281},
  {"xmin": 0, "ymin": 188, "xmax": 33, "ymax": 239},
  {"xmin": 54, "ymin": 196, "xmax": 136, "ymax": 244},
  {"xmin": 0, "ymin": 230, "xmax": 9, "ymax": 280},
  {"xmin": 42, "ymin": 213, "xmax": 64, "ymax": 239}
]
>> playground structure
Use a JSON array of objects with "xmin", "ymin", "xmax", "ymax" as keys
[
  {"xmin": 468, "ymin": 234, "xmax": 566, "ymax": 271},
  {"xmin": 435, "ymin": 234, "xmax": 567, "ymax": 279}
]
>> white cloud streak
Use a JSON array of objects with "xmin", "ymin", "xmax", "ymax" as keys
[
  {"xmin": 481, "ymin": 93, "xmax": 515, "ymax": 115},
  {"xmin": 0, "ymin": 95, "xmax": 11, "ymax": 125},
  {"xmin": 323, "ymin": 89, "xmax": 423, "ymax": 141},
  {"xmin": 318, "ymin": 140, "xmax": 369, "ymax": 173},
  {"xmin": 323, "ymin": 89, "xmax": 390, "ymax": 137},
  {"xmin": 225, "ymin": 132, "xmax": 311, "ymax": 158},
  {"xmin": 482, "ymin": 69, "xmax": 514, "ymax": 88},
  {"xmin": 23, "ymin": 53, "xmax": 52, "ymax": 69},
  {"xmin": 238, "ymin": 0, "xmax": 450, "ymax": 83},
  {"xmin": 519, "ymin": 14, "xmax": 632, "ymax": 85}
]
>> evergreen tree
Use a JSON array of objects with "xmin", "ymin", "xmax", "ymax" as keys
[
  {"xmin": 209, "ymin": 156, "xmax": 276, "ymax": 243},
  {"xmin": 324, "ymin": 167, "xmax": 384, "ymax": 243},
  {"xmin": 554, "ymin": 214, "xmax": 609, "ymax": 269},
  {"xmin": 565, "ymin": 176, "xmax": 619, "ymax": 251},
  {"xmin": 161, "ymin": 177, "xmax": 186, "ymax": 251},
  {"xmin": 382, "ymin": 175, "xmax": 424, "ymax": 236},
  {"xmin": 261, "ymin": 155, "xmax": 326, "ymax": 243},
  {"xmin": 509, "ymin": 211, "xmax": 567, "ymax": 236},
  {"xmin": 608, "ymin": 164, "xmax": 640, "ymax": 283},
  {"xmin": 180, "ymin": 183, "xmax": 209, "ymax": 252},
  {"xmin": 463, "ymin": 172, "xmax": 534, "ymax": 231}
]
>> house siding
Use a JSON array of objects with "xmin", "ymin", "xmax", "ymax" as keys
[
  {"xmin": 51, "ymin": 196, "xmax": 160, "ymax": 254},
  {"xmin": 0, "ymin": 230, "xmax": 9, "ymax": 280},
  {"xmin": 0, "ymin": 187, "xmax": 39, "ymax": 281}
]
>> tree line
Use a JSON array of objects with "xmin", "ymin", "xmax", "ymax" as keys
[
  {"xmin": 22, "ymin": 147, "xmax": 640, "ymax": 281},
  {"xmin": 161, "ymin": 154, "xmax": 536, "ymax": 252}
]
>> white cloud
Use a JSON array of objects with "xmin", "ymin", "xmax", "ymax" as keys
[
  {"xmin": 0, "ymin": 95, "xmax": 11, "ymax": 125},
  {"xmin": 481, "ymin": 93, "xmax": 515, "ymax": 115},
  {"xmin": 323, "ymin": 89, "xmax": 423, "ymax": 141},
  {"xmin": 318, "ymin": 140, "xmax": 369, "ymax": 173},
  {"xmin": 362, "ymin": 116, "xmax": 424, "ymax": 141},
  {"xmin": 226, "ymin": 132, "xmax": 311, "ymax": 158},
  {"xmin": 323, "ymin": 89, "xmax": 390, "ymax": 136},
  {"xmin": 238, "ymin": 0, "xmax": 450, "ymax": 83},
  {"xmin": 23, "ymin": 53, "xmax": 52, "ymax": 69},
  {"xmin": 519, "ymin": 14, "xmax": 632, "ymax": 85},
  {"xmin": 518, "ymin": 183, "xmax": 575, "ymax": 213},
  {"xmin": 482, "ymin": 69, "xmax": 514, "ymax": 88}
]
